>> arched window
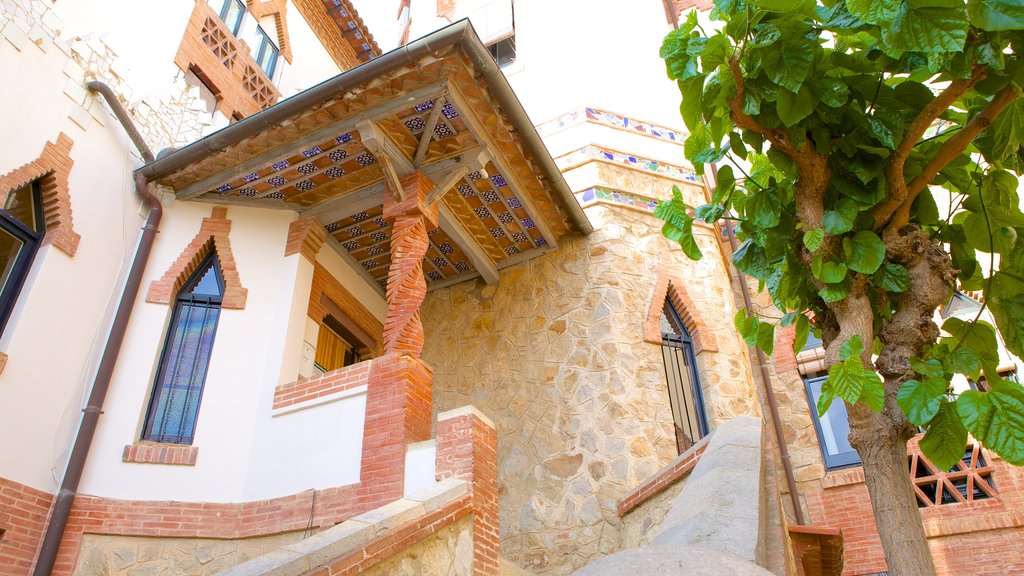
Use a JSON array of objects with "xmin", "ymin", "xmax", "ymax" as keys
[
  {"xmin": 143, "ymin": 253, "xmax": 223, "ymax": 444},
  {"xmin": 660, "ymin": 297, "xmax": 708, "ymax": 453},
  {"xmin": 0, "ymin": 181, "xmax": 44, "ymax": 338}
]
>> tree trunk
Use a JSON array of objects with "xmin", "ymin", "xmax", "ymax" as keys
[{"xmin": 847, "ymin": 399, "xmax": 936, "ymax": 576}]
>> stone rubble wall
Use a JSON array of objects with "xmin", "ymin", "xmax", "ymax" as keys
[
  {"xmin": 1, "ymin": 0, "xmax": 212, "ymax": 155},
  {"xmin": 73, "ymin": 532, "xmax": 305, "ymax": 576},
  {"xmin": 421, "ymin": 201, "xmax": 763, "ymax": 575}
]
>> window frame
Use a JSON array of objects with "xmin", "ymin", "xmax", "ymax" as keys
[
  {"xmin": 253, "ymin": 25, "xmax": 279, "ymax": 79},
  {"xmin": 486, "ymin": 35, "xmax": 517, "ymax": 68},
  {"xmin": 0, "ymin": 181, "xmax": 45, "ymax": 339},
  {"xmin": 660, "ymin": 298, "xmax": 709, "ymax": 453},
  {"xmin": 142, "ymin": 253, "xmax": 224, "ymax": 445},
  {"xmin": 803, "ymin": 373, "xmax": 862, "ymax": 470},
  {"xmin": 210, "ymin": 0, "xmax": 246, "ymax": 35}
]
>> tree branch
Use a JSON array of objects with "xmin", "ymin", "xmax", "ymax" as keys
[
  {"xmin": 885, "ymin": 84, "xmax": 1021, "ymax": 234},
  {"xmin": 728, "ymin": 57, "xmax": 794, "ymax": 156},
  {"xmin": 872, "ymin": 67, "xmax": 986, "ymax": 230}
]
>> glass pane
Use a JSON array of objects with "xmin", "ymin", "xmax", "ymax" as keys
[
  {"xmin": 4, "ymin": 184, "xmax": 39, "ymax": 233},
  {"xmin": 0, "ymin": 226, "xmax": 25, "ymax": 296},
  {"xmin": 807, "ymin": 377, "xmax": 859, "ymax": 466},
  {"xmin": 147, "ymin": 302, "xmax": 220, "ymax": 443},
  {"xmin": 189, "ymin": 261, "xmax": 223, "ymax": 296},
  {"xmin": 662, "ymin": 342, "xmax": 704, "ymax": 451},
  {"xmin": 224, "ymin": 0, "xmax": 244, "ymax": 34}
]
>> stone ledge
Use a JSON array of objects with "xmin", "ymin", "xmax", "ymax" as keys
[
  {"xmin": 923, "ymin": 509, "xmax": 1024, "ymax": 538},
  {"xmin": 820, "ymin": 467, "xmax": 866, "ymax": 489},
  {"xmin": 437, "ymin": 405, "xmax": 495, "ymax": 430},
  {"xmin": 122, "ymin": 443, "xmax": 198, "ymax": 466}
]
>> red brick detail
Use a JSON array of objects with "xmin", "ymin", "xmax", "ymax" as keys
[
  {"xmin": 291, "ymin": 0, "xmax": 376, "ymax": 71},
  {"xmin": 284, "ymin": 217, "xmax": 326, "ymax": 261},
  {"xmin": 174, "ymin": 1, "xmax": 281, "ymax": 119},
  {"xmin": 643, "ymin": 271, "xmax": 719, "ymax": 353},
  {"xmin": 0, "ymin": 476, "xmax": 54, "ymax": 576},
  {"xmin": 806, "ymin": 436, "xmax": 1024, "ymax": 575},
  {"xmin": 273, "ymin": 358, "xmax": 373, "ymax": 410},
  {"xmin": 616, "ymin": 441, "xmax": 708, "ymax": 516},
  {"xmin": 308, "ymin": 262, "xmax": 383, "ymax": 356},
  {"xmin": 146, "ymin": 206, "xmax": 248, "ymax": 309},
  {"xmin": 0, "ymin": 132, "xmax": 80, "ymax": 257},
  {"xmin": 323, "ymin": 496, "xmax": 474, "ymax": 575},
  {"xmin": 773, "ymin": 325, "xmax": 799, "ymax": 374},
  {"xmin": 789, "ymin": 525, "xmax": 844, "ymax": 576},
  {"xmin": 382, "ymin": 171, "xmax": 438, "ymax": 357},
  {"xmin": 437, "ymin": 0, "xmax": 456, "ymax": 20},
  {"xmin": 0, "ymin": 352, "xmax": 6, "ymax": 376},
  {"xmin": 436, "ymin": 410, "xmax": 500, "ymax": 575},
  {"xmin": 121, "ymin": 444, "xmax": 199, "ymax": 466},
  {"xmin": 670, "ymin": 0, "xmax": 713, "ymax": 23}
]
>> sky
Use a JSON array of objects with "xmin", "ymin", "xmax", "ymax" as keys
[{"xmin": 351, "ymin": 1, "xmax": 401, "ymax": 54}]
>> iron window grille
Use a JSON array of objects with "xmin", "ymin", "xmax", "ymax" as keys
[
  {"xmin": 660, "ymin": 298, "xmax": 709, "ymax": 454},
  {"xmin": 142, "ymin": 253, "xmax": 223, "ymax": 444},
  {"xmin": 209, "ymin": 0, "xmax": 245, "ymax": 35},
  {"xmin": 0, "ymin": 181, "xmax": 44, "ymax": 339}
]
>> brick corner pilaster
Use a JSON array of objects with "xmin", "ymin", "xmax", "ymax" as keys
[
  {"xmin": 436, "ymin": 405, "xmax": 499, "ymax": 576},
  {"xmin": 0, "ymin": 132, "xmax": 80, "ymax": 257},
  {"xmin": 284, "ymin": 217, "xmax": 326, "ymax": 262},
  {"xmin": 146, "ymin": 206, "xmax": 248, "ymax": 309}
]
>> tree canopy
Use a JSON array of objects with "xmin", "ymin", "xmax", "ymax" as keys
[{"xmin": 655, "ymin": 0, "xmax": 1024, "ymax": 473}]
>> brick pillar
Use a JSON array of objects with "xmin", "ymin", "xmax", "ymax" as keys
[
  {"xmin": 436, "ymin": 407, "xmax": 499, "ymax": 576},
  {"xmin": 356, "ymin": 171, "xmax": 438, "ymax": 511}
]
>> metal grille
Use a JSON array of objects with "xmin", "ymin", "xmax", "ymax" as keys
[
  {"xmin": 660, "ymin": 300, "xmax": 708, "ymax": 454},
  {"xmin": 143, "ymin": 255, "xmax": 223, "ymax": 444}
]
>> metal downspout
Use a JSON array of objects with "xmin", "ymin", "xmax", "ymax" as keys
[
  {"xmin": 32, "ymin": 82, "xmax": 163, "ymax": 575},
  {"xmin": 711, "ymin": 165, "xmax": 806, "ymax": 526}
]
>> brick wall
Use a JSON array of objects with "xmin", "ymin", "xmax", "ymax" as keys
[
  {"xmin": 0, "ymin": 476, "xmax": 53, "ymax": 576},
  {"xmin": 273, "ymin": 358, "xmax": 374, "ymax": 410},
  {"xmin": 643, "ymin": 269, "xmax": 719, "ymax": 354},
  {"xmin": 806, "ymin": 445, "xmax": 1024, "ymax": 575}
]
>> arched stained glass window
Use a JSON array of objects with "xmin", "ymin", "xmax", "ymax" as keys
[
  {"xmin": 660, "ymin": 297, "xmax": 709, "ymax": 454},
  {"xmin": 143, "ymin": 253, "xmax": 223, "ymax": 444}
]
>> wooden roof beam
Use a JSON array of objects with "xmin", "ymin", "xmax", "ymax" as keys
[{"xmin": 439, "ymin": 202, "xmax": 499, "ymax": 284}]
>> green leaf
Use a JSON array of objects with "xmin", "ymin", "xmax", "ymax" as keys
[
  {"xmin": 920, "ymin": 399, "xmax": 969, "ymax": 471},
  {"xmin": 804, "ymin": 229, "xmax": 825, "ymax": 252},
  {"xmin": 817, "ymin": 378, "xmax": 837, "ymax": 415},
  {"xmin": 812, "ymin": 254, "xmax": 849, "ymax": 283},
  {"xmin": 968, "ymin": 0, "xmax": 1024, "ymax": 30},
  {"xmin": 733, "ymin": 239, "xmax": 773, "ymax": 281},
  {"xmin": 745, "ymin": 187, "xmax": 783, "ymax": 228},
  {"xmin": 823, "ymin": 198, "xmax": 858, "ymax": 234},
  {"xmin": 846, "ymin": 0, "xmax": 899, "ymax": 24},
  {"xmin": 879, "ymin": 5, "xmax": 968, "ymax": 57},
  {"xmin": 843, "ymin": 230, "xmax": 886, "ymax": 274},
  {"xmin": 875, "ymin": 262, "xmax": 909, "ymax": 292},
  {"xmin": 827, "ymin": 352, "xmax": 883, "ymax": 410},
  {"xmin": 793, "ymin": 314, "xmax": 811, "ymax": 353},
  {"xmin": 777, "ymin": 86, "xmax": 815, "ymax": 126},
  {"xmin": 679, "ymin": 75, "xmax": 706, "ymax": 131},
  {"xmin": 695, "ymin": 203, "xmax": 726, "ymax": 223},
  {"xmin": 839, "ymin": 334, "xmax": 864, "ymax": 361},
  {"xmin": 677, "ymin": 217, "xmax": 703, "ymax": 260},
  {"xmin": 988, "ymin": 271, "xmax": 1024, "ymax": 358},
  {"xmin": 911, "ymin": 358, "xmax": 944, "ymax": 378},
  {"xmin": 750, "ymin": 23, "xmax": 782, "ymax": 46},
  {"xmin": 819, "ymin": 278, "xmax": 852, "ymax": 302},
  {"xmin": 867, "ymin": 116, "xmax": 896, "ymax": 149},
  {"xmin": 735, "ymin": 309, "xmax": 759, "ymax": 345},
  {"xmin": 818, "ymin": 77, "xmax": 850, "ymax": 108},
  {"xmin": 942, "ymin": 317, "xmax": 1001, "ymax": 372},
  {"xmin": 897, "ymin": 378, "xmax": 948, "ymax": 426},
  {"xmin": 944, "ymin": 347, "xmax": 982, "ymax": 380},
  {"xmin": 750, "ymin": 0, "xmax": 814, "ymax": 11},
  {"xmin": 757, "ymin": 322, "xmax": 776, "ymax": 355},
  {"xmin": 713, "ymin": 165, "xmax": 735, "ymax": 204},
  {"xmin": 763, "ymin": 33, "xmax": 816, "ymax": 93}
]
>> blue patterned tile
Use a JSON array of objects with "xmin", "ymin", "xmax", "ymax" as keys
[
  {"xmin": 266, "ymin": 191, "xmax": 284, "ymax": 199},
  {"xmin": 297, "ymin": 163, "xmax": 316, "ymax": 175},
  {"xmin": 442, "ymin": 103, "xmax": 459, "ymax": 119},
  {"xmin": 522, "ymin": 218, "xmax": 536, "ymax": 230},
  {"xmin": 507, "ymin": 197, "xmax": 522, "ymax": 209},
  {"xmin": 355, "ymin": 153, "xmax": 376, "ymax": 166},
  {"xmin": 427, "ymin": 270, "xmax": 443, "ymax": 281},
  {"xmin": 336, "ymin": 133, "xmax": 352, "ymax": 144},
  {"xmin": 498, "ymin": 212, "xmax": 514, "ymax": 224},
  {"xmin": 458, "ymin": 184, "xmax": 475, "ymax": 197},
  {"xmin": 370, "ymin": 230, "xmax": 388, "ymax": 242},
  {"xmin": 347, "ymin": 226, "xmax": 364, "ymax": 237},
  {"xmin": 535, "ymin": 237, "xmax": 547, "ymax": 246},
  {"xmin": 438, "ymin": 243, "xmax": 454, "ymax": 255},
  {"xmin": 267, "ymin": 175, "xmax": 286, "ymax": 187},
  {"xmin": 489, "ymin": 226, "xmax": 505, "ymax": 238},
  {"xmin": 454, "ymin": 261, "xmax": 469, "ymax": 272},
  {"xmin": 474, "ymin": 207, "xmax": 491, "ymax": 220},
  {"xmin": 243, "ymin": 172, "xmax": 261, "ymax": 182},
  {"xmin": 434, "ymin": 121, "xmax": 455, "ymax": 138},
  {"xmin": 302, "ymin": 146, "xmax": 322, "ymax": 158},
  {"xmin": 329, "ymin": 148, "xmax": 349, "ymax": 162},
  {"xmin": 351, "ymin": 211, "xmax": 368, "ymax": 222},
  {"xmin": 295, "ymin": 180, "xmax": 315, "ymax": 192},
  {"xmin": 239, "ymin": 187, "xmax": 257, "ymax": 197},
  {"xmin": 272, "ymin": 159, "xmax": 290, "ymax": 171},
  {"xmin": 326, "ymin": 222, "xmax": 343, "ymax": 232},
  {"xmin": 342, "ymin": 240, "xmax": 359, "ymax": 250},
  {"xmin": 325, "ymin": 166, "xmax": 344, "ymax": 179},
  {"xmin": 404, "ymin": 117, "xmax": 426, "ymax": 132},
  {"xmin": 415, "ymin": 100, "xmax": 435, "ymax": 113},
  {"xmin": 432, "ymin": 257, "xmax": 449, "ymax": 268},
  {"xmin": 361, "ymin": 259, "xmax": 378, "ymax": 270},
  {"xmin": 512, "ymin": 232, "xmax": 529, "ymax": 244},
  {"xmin": 374, "ymin": 217, "xmax": 387, "ymax": 227},
  {"xmin": 468, "ymin": 171, "xmax": 482, "ymax": 181},
  {"xmin": 505, "ymin": 246, "xmax": 520, "ymax": 255},
  {"xmin": 215, "ymin": 183, "xmax": 233, "ymax": 193},
  {"xmin": 490, "ymin": 175, "xmax": 508, "ymax": 187},
  {"xmin": 366, "ymin": 245, "xmax": 384, "ymax": 256},
  {"xmin": 482, "ymin": 190, "xmax": 501, "ymax": 204}
]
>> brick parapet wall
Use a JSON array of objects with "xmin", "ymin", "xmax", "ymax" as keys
[
  {"xmin": 436, "ymin": 407, "xmax": 500, "ymax": 575},
  {"xmin": 0, "ymin": 476, "xmax": 54, "ymax": 576},
  {"xmin": 616, "ymin": 438, "xmax": 709, "ymax": 516},
  {"xmin": 273, "ymin": 359, "xmax": 373, "ymax": 410},
  {"xmin": 806, "ymin": 443, "xmax": 1024, "ymax": 575}
]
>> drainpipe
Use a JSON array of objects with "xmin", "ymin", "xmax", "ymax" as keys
[
  {"xmin": 710, "ymin": 165, "xmax": 806, "ymax": 526},
  {"xmin": 32, "ymin": 82, "xmax": 163, "ymax": 576}
]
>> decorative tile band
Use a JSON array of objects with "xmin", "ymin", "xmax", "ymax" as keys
[
  {"xmin": 577, "ymin": 187, "xmax": 659, "ymax": 212},
  {"xmin": 557, "ymin": 145, "xmax": 700, "ymax": 183},
  {"xmin": 536, "ymin": 107, "xmax": 687, "ymax": 145}
]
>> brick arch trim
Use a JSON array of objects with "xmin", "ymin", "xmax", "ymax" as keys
[
  {"xmin": 247, "ymin": 0, "xmax": 293, "ymax": 63},
  {"xmin": 0, "ymin": 133, "xmax": 80, "ymax": 257},
  {"xmin": 643, "ymin": 272, "xmax": 719, "ymax": 354},
  {"xmin": 146, "ymin": 207, "xmax": 248, "ymax": 309}
]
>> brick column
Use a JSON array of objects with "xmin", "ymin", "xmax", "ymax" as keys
[
  {"xmin": 436, "ymin": 406, "xmax": 499, "ymax": 576},
  {"xmin": 356, "ymin": 171, "xmax": 438, "ymax": 511}
]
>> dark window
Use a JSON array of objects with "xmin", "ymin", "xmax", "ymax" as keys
[
  {"xmin": 0, "ymin": 181, "xmax": 44, "ymax": 338},
  {"xmin": 208, "ymin": 0, "xmax": 245, "ymax": 35},
  {"xmin": 660, "ymin": 298, "xmax": 709, "ymax": 453},
  {"xmin": 143, "ymin": 254, "xmax": 223, "ymax": 444},
  {"xmin": 911, "ymin": 447, "xmax": 995, "ymax": 507},
  {"xmin": 487, "ymin": 35, "xmax": 516, "ymax": 67},
  {"xmin": 253, "ymin": 26, "xmax": 279, "ymax": 78},
  {"xmin": 804, "ymin": 374, "xmax": 861, "ymax": 470}
]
